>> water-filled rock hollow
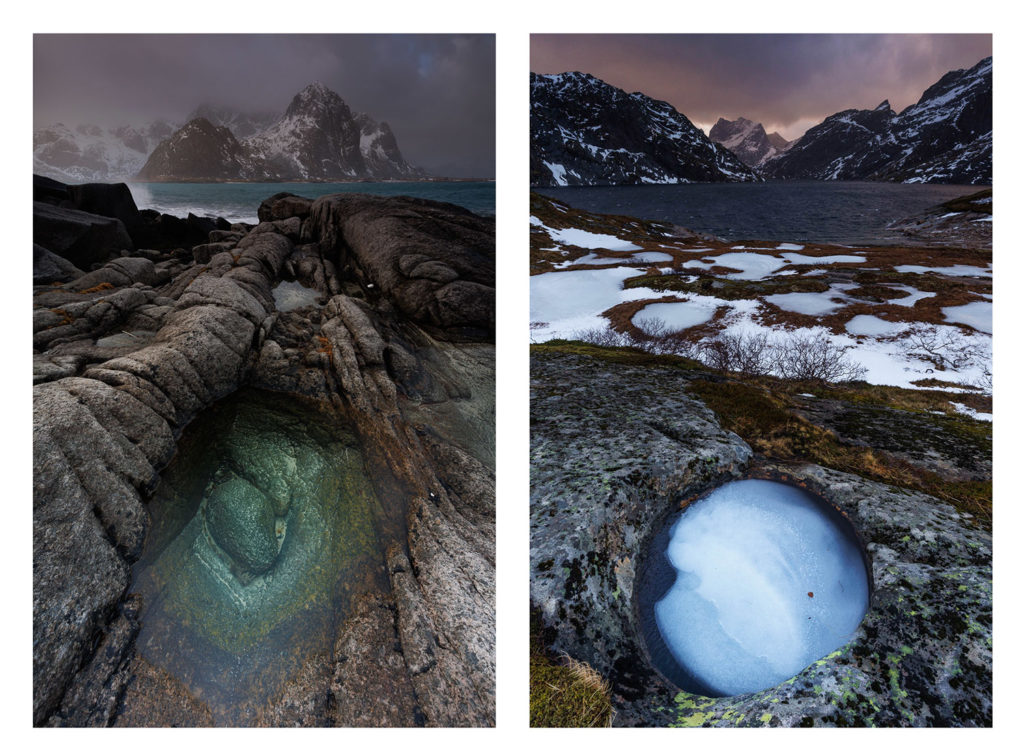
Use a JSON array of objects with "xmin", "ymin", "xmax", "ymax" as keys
[
  {"xmin": 637, "ymin": 479, "xmax": 870, "ymax": 697},
  {"xmin": 130, "ymin": 389, "xmax": 385, "ymax": 722}
]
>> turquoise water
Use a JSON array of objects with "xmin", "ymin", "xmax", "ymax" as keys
[
  {"xmin": 127, "ymin": 180, "xmax": 495, "ymax": 223},
  {"xmin": 131, "ymin": 389, "xmax": 386, "ymax": 723}
]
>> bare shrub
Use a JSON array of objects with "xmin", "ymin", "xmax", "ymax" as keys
[
  {"xmin": 775, "ymin": 332, "xmax": 867, "ymax": 383},
  {"xmin": 903, "ymin": 324, "xmax": 985, "ymax": 371},
  {"xmin": 571, "ymin": 325, "xmax": 636, "ymax": 348},
  {"xmin": 693, "ymin": 332, "xmax": 777, "ymax": 375},
  {"xmin": 570, "ymin": 320, "xmax": 867, "ymax": 385}
]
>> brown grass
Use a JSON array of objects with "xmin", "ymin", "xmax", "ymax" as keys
[
  {"xmin": 76, "ymin": 282, "xmax": 115, "ymax": 294},
  {"xmin": 686, "ymin": 378, "xmax": 991, "ymax": 526}
]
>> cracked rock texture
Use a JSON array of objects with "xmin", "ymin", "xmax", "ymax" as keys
[
  {"xmin": 530, "ymin": 349, "xmax": 991, "ymax": 727},
  {"xmin": 34, "ymin": 183, "xmax": 495, "ymax": 727}
]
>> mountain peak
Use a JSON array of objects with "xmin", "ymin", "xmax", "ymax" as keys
[
  {"xmin": 285, "ymin": 82, "xmax": 348, "ymax": 118},
  {"xmin": 708, "ymin": 116, "xmax": 785, "ymax": 167},
  {"xmin": 530, "ymin": 72, "xmax": 756, "ymax": 186}
]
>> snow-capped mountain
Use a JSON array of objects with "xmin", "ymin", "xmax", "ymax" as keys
[
  {"xmin": 764, "ymin": 57, "xmax": 991, "ymax": 184},
  {"xmin": 136, "ymin": 82, "xmax": 422, "ymax": 182},
  {"xmin": 530, "ymin": 72, "xmax": 757, "ymax": 186},
  {"xmin": 136, "ymin": 118, "xmax": 255, "ymax": 181},
  {"xmin": 708, "ymin": 117, "xmax": 792, "ymax": 167},
  {"xmin": 38, "ymin": 82, "xmax": 424, "ymax": 183},
  {"xmin": 243, "ymin": 82, "xmax": 420, "ymax": 180},
  {"xmin": 33, "ymin": 120, "xmax": 177, "ymax": 182}
]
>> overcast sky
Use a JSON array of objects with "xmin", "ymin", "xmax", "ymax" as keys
[
  {"xmin": 531, "ymin": 34, "xmax": 992, "ymax": 141},
  {"xmin": 34, "ymin": 34, "xmax": 495, "ymax": 178}
]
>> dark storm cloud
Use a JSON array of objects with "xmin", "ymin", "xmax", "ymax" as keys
[
  {"xmin": 34, "ymin": 34, "xmax": 495, "ymax": 177},
  {"xmin": 531, "ymin": 34, "xmax": 992, "ymax": 140}
]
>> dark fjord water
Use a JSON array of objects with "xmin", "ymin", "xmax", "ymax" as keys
[
  {"xmin": 537, "ymin": 181, "xmax": 986, "ymax": 245},
  {"xmin": 128, "ymin": 180, "xmax": 495, "ymax": 223}
]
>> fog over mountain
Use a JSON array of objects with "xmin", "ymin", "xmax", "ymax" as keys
[{"xmin": 34, "ymin": 34, "xmax": 495, "ymax": 178}]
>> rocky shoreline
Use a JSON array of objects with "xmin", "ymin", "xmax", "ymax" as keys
[{"xmin": 33, "ymin": 177, "xmax": 495, "ymax": 726}]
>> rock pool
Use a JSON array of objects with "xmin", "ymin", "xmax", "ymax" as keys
[
  {"xmin": 130, "ymin": 389, "xmax": 385, "ymax": 722},
  {"xmin": 637, "ymin": 479, "xmax": 870, "ymax": 697}
]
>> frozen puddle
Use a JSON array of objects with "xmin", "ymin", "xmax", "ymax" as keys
[
  {"xmin": 531, "ymin": 218, "xmax": 643, "ymax": 252},
  {"xmin": 632, "ymin": 299, "xmax": 720, "ymax": 332},
  {"xmin": 683, "ymin": 251, "xmax": 865, "ymax": 281},
  {"xmin": 895, "ymin": 264, "xmax": 992, "ymax": 278},
  {"xmin": 942, "ymin": 301, "xmax": 992, "ymax": 333},
  {"xmin": 273, "ymin": 280, "xmax": 321, "ymax": 311},
  {"xmin": 529, "ymin": 267, "xmax": 659, "ymax": 340},
  {"xmin": 845, "ymin": 314, "xmax": 909, "ymax": 337},
  {"xmin": 552, "ymin": 250, "xmax": 673, "ymax": 269},
  {"xmin": 640, "ymin": 479, "xmax": 869, "ymax": 697},
  {"xmin": 765, "ymin": 284, "xmax": 855, "ymax": 316}
]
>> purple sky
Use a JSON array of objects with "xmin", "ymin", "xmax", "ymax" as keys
[
  {"xmin": 531, "ymin": 34, "xmax": 992, "ymax": 140},
  {"xmin": 34, "ymin": 34, "xmax": 495, "ymax": 178}
]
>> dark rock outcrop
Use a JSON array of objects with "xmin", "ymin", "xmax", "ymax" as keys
[
  {"xmin": 33, "ymin": 187, "xmax": 495, "ymax": 727},
  {"xmin": 65, "ymin": 183, "xmax": 140, "ymax": 227},
  {"xmin": 34, "ymin": 244, "xmax": 85, "ymax": 284},
  {"xmin": 33, "ymin": 201, "xmax": 134, "ymax": 269}
]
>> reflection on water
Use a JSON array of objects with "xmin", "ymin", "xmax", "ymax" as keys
[{"xmin": 131, "ymin": 389, "xmax": 385, "ymax": 723}]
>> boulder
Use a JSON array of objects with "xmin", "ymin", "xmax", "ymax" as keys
[
  {"xmin": 258, "ymin": 192, "xmax": 314, "ymax": 222},
  {"xmin": 34, "ymin": 201, "xmax": 134, "ymax": 269},
  {"xmin": 66, "ymin": 182, "xmax": 140, "ymax": 227},
  {"xmin": 34, "ymin": 244, "xmax": 85, "ymax": 284},
  {"xmin": 67, "ymin": 257, "xmax": 159, "ymax": 290},
  {"xmin": 34, "ymin": 174, "xmax": 71, "ymax": 205}
]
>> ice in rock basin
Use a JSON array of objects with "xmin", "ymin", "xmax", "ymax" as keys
[{"xmin": 651, "ymin": 479, "xmax": 869, "ymax": 697}]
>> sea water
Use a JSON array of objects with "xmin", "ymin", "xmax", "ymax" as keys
[{"xmin": 127, "ymin": 180, "xmax": 495, "ymax": 223}]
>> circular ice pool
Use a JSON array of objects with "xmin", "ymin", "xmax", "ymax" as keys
[{"xmin": 637, "ymin": 479, "xmax": 870, "ymax": 697}]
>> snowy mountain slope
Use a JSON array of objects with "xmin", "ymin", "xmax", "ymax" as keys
[
  {"xmin": 242, "ymin": 83, "xmax": 421, "ymax": 180},
  {"xmin": 33, "ymin": 120, "xmax": 177, "ymax": 182},
  {"xmin": 530, "ymin": 72, "xmax": 758, "ymax": 186},
  {"xmin": 708, "ymin": 117, "xmax": 792, "ymax": 167},
  {"xmin": 136, "ymin": 118, "xmax": 255, "ymax": 181},
  {"xmin": 765, "ymin": 57, "xmax": 992, "ymax": 184}
]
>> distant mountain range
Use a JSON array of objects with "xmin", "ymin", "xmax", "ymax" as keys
[
  {"xmin": 33, "ymin": 121, "xmax": 177, "ymax": 184},
  {"xmin": 530, "ymin": 71, "xmax": 757, "ymax": 186},
  {"xmin": 762, "ymin": 57, "xmax": 991, "ymax": 184},
  {"xmin": 708, "ymin": 117, "xmax": 793, "ymax": 167},
  {"xmin": 34, "ymin": 82, "xmax": 424, "ymax": 182},
  {"xmin": 530, "ymin": 57, "xmax": 992, "ymax": 187}
]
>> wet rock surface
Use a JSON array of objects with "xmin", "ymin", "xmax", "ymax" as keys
[
  {"xmin": 530, "ymin": 349, "xmax": 991, "ymax": 727},
  {"xmin": 34, "ymin": 180, "xmax": 495, "ymax": 727}
]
